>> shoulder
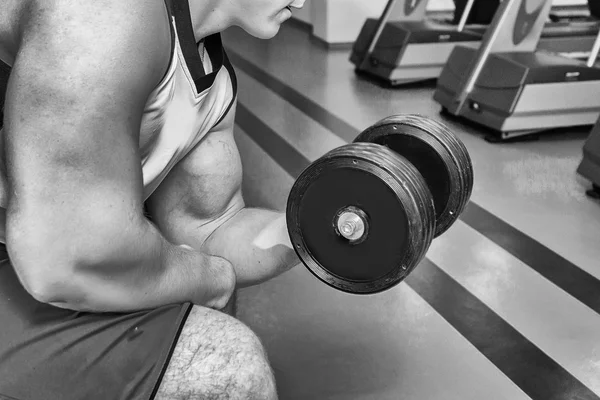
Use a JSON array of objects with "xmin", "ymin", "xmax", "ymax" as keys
[
  {"xmin": 23, "ymin": 0, "xmax": 170, "ymax": 35},
  {"xmin": 18, "ymin": 0, "xmax": 172, "ymax": 87}
]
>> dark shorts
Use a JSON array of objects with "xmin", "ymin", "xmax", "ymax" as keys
[{"xmin": 0, "ymin": 244, "xmax": 192, "ymax": 400}]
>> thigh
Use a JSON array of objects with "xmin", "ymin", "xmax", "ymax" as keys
[
  {"xmin": 0, "ymin": 246, "xmax": 190, "ymax": 400},
  {"xmin": 154, "ymin": 306, "xmax": 277, "ymax": 400}
]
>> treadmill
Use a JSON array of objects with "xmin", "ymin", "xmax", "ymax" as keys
[
  {"xmin": 541, "ymin": 1, "xmax": 600, "ymax": 55},
  {"xmin": 577, "ymin": 116, "xmax": 600, "ymax": 199},
  {"xmin": 433, "ymin": 0, "xmax": 600, "ymax": 142},
  {"xmin": 351, "ymin": 0, "xmax": 600, "ymax": 86},
  {"xmin": 350, "ymin": 0, "xmax": 491, "ymax": 85}
]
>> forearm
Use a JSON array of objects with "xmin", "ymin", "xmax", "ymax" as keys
[
  {"xmin": 59, "ymin": 234, "xmax": 231, "ymax": 312},
  {"xmin": 8, "ymin": 215, "xmax": 233, "ymax": 313},
  {"xmin": 198, "ymin": 208, "xmax": 300, "ymax": 288}
]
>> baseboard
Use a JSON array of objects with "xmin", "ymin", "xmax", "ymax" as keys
[
  {"xmin": 287, "ymin": 18, "xmax": 355, "ymax": 50},
  {"xmin": 309, "ymin": 35, "xmax": 355, "ymax": 50}
]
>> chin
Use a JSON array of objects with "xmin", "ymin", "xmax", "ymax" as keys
[{"xmin": 241, "ymin": 23, "xmax": 282, "ymax": 40}]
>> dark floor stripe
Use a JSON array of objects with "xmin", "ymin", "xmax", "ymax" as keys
[
  {"xmin": 234, "ymin": 105, "xmax": 600, "ymax": 400},
  {"xmin": 226, "ymin": 50, "xmax": 361, "ymax": 142},
  {"xmin": 226, "ymin": 48, "xmax": 600, "ymax": 317},
  {"xmin": 462, "ymin": 203, "xmax": 600, "ymax": 314},
  {"xmin": 407, "ymin": 260, "xmax": 599, "ymax": 400},
  {"xmin": 236, "ymin": 104, "xmax": 310, "ymax": 178}
]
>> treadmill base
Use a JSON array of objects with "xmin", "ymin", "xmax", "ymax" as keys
[
  {"xmin": 483, "ymin": 131, "xmax": 541, "ymax": 143},
  {"xmin": 586, "ymin": 184, "xmax": 600, "ymax": 199}
]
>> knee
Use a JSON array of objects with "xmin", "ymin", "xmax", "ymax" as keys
[
  {"xmin": 226, "ymin": 322, "xmax": 277, "ymax": 399},
  {"xmin": 158, "ymin": 308, "xmax": 277, "ymax": 400}
]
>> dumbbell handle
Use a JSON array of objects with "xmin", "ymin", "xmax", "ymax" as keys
[{"xmin": 251, "ymin": 208, "xmax": 371, "ymax": 252}]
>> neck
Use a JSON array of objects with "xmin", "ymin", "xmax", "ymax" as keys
[{"xmin": 187, "ymin": 0, "xmax": 233, "ymax": 41}]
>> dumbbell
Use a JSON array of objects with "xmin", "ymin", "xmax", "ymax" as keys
[{"xmin": 286, "ymin": 114, "xmax": 473, "ymax": 294}]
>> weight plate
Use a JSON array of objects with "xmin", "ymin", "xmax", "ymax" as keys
[
  {"xmin": 287, "ymin": 142, "xmax": 435, "ymax": 294},
  {"xmin": 354, "ymin": 114, "xmax": 473, "ymax": 237}
]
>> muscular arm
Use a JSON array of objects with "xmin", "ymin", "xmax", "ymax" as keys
[
  {"xmin": 202, "ymin": 208, "xmax": 298, "ymax": 288},
  {"xmin": 147, "ymin": 103, "xmax": 300, "ymax": 288},
  {"xmin": 4, "ymin": 0, "xmax": 234, "ymax": 312}
]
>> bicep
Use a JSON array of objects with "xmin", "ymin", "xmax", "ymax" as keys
[
  {"xmin": 4, "ymin": 2, "xmax": 170, "ymax": 260},
  {"xmin": 146, "ymin": 101, "xmax": 245, "ymax": 244}
]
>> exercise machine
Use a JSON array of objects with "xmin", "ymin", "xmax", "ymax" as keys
[
  {"xmin": 350, "ymin": 0, "xmax": 492, "ymax": 85},
  {"xmin": 433, "ymin": 0, "xmax": 600, "ymax": 142},
  {"xmin": 577, "ymin": 116, "xmax": 600, "ymax": 199},
  {"xmin": 351, "ymin": 0, "xmax": 600, "ymax": 86},
  {"xmin": 542, "ymin": 0, "xmax": 600, "ymax": 57},
  {"xmin": 575, "ymin": 1, "xmax": 600, "ymax": 197},
  {"xmin": 452, "ymin": 0, "xmax": 499, "ymax": 26},
  {"xmin": 590, "ymin": 0, "xmax": 600, "ymax": 20}
]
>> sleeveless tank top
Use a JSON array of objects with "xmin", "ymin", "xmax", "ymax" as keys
[{"xmin": 0, "ymin": 0, "xmax": 237, "ymax": 243}]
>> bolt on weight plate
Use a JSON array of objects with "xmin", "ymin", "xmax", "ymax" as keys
[
  {"xmin": 286, "ymin": 143, "xmax": 435, "ymax": 294},
  {"xmin": 354, "ymin": 114, "xmax": 474, "ymax": 237}
]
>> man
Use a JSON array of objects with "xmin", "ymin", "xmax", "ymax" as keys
[{"xmin": 0, "ymin": 0, "xmax": 304, "ymax": 398}]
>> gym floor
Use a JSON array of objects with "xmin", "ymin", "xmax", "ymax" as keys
[{"xmin": 223, "ymin": 21, "xmax": 600, "ymax": 400}]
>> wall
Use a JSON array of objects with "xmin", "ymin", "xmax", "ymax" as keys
[
  {"xmin": 293, "ymin": 0, "xmax": 312, "ymax": 24},
  {"xmin": 296, "ymin": 0, "xmax": 589, "ymax": 45}
]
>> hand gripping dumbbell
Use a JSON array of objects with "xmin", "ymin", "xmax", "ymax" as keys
[{"xmin": 286, "ymin": 114, "xmax": 474, "ymax": 294}]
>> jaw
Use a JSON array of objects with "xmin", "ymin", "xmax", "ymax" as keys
[{"xmin": 188, "ymin": 0, "xmax": 296, "ymax": 40}]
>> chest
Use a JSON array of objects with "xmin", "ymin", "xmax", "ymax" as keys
[{"xmin": 137, "ymin": 36, "xmax": 236, "ymax": 199}]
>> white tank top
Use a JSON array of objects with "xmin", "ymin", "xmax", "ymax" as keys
[
  {"xmin": 140, "ymin": 0, "xmax": 237, "ymax": 199},
  {"xmin": 0, "ymin": 0, "xmax": 237, "ymax": 242}
]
